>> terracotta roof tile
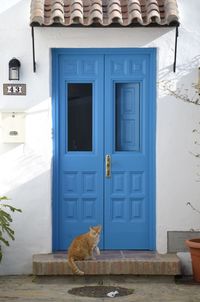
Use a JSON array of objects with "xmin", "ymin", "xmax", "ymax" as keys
[{"xmin": 30, "ymin": 0, "xmax": 179, "ymax": 27}]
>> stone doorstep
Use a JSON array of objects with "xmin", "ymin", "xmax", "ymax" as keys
[{"xmin": 33, "ymin": 251, "xmax": 181, "ymax": 276}]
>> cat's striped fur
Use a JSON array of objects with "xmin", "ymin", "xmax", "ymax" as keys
[{"xmin": 67, "ymin": 225, "xmax": 102, "ymax": 275}]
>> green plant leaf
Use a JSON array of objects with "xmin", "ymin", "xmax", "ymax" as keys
[
  {"xmin": 0, "ymin": 196, "xmax": 9, "ymax": 201},
  {"xmin": 0, "ymin": 196, "xmax": 21, "ymax": 262},
  {"xmin": 0, "ymin": 236, "xmax": 10, "ymax": 246},
  {"xmin": 0, "ymin": 204, "xmax": 22, "ymax": 213}
]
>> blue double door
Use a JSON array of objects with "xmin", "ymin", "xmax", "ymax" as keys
[{"xmin": 53, "ymin": 49, "xmax": 156, "ymax": 251}]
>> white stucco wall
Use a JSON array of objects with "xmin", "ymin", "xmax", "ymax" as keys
[{"xmin": 0, "ymin": 0, "xmax": 200, "ymax": 274}]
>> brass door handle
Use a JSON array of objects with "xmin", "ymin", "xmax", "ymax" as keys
[{"xmin": 105, "ymin": 154, "xmax": 111, "ymax": 177}]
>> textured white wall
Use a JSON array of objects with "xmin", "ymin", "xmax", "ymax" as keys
[{"xmin": 0, "ymin": 0, "xmax": 200, "ymax": 274}]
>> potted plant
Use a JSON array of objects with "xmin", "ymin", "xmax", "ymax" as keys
[
  {"xmin": 0, "ymin": 196, "xmax": 22, "ymax": 262},
  {"xmin": 185, "ymin": 202, "xmax": 200, "ymax": 282}
]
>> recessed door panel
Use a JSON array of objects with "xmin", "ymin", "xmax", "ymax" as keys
[{"xmin": 116, "ymin": 83, "xmax": 140, "ymax": 151}]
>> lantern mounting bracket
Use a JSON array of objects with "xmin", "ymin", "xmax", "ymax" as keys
[
  {"xmin": 31, "ymin": 26, "xmax": 36, "ymax": 73},
  {"xmin": 173, "ymin": 26, "xmax": 179, "ymax": 72}
]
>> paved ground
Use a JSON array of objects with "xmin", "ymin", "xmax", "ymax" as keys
[{"xmin": 0, "ymin": 275, "xmax": 200, "ymax": 302}]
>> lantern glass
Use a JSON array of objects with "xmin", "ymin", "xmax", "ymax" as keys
[{"xmin": 9, "ymin": 67, "xmax": 19, "ymax": 80}]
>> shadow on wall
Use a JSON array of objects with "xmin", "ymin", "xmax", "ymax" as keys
[
  {"xmin": 0, "ymin": 170, "xmax": 51, "ymax": 275},
  {"xmin": 0, "ymin": 97, "xmax": 52, "ymax": 193},
  {"xmin": 0, "ymin": 0, "xmax": 29, "ymax": 23},
  {"xmin": 160, "ymin": 55, "xmax": 200, "ymax": 81},
  {"xmin": 0, "ymin": 144, "xmax": 50, "ymax": 193},
  {"xmin": 156, "ymin": 54, "xmax": 200, "ymax": 240},
  {"xmin": 0, "ymin": 97, "xmax": 52, "ymax": 272},
  {"xmin": 159, "ymin": 55, "xmax": 200, "ymax": 105}
]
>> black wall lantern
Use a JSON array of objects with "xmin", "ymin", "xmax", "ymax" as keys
[{"xmin": 9, "ymin": 58, "xmax": 21, "ymax": 80}]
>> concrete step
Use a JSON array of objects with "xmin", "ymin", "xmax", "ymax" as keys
[{"xmin": 33, "ymin": 251, "xmax": 181, "ymax": 276}]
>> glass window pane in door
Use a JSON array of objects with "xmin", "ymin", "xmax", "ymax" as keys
[
  {"xmin": 116, "ymin": 83, "xmax": 140, "ymax": 151},
  {"xmin": 68, "ymin": 83, "xmax": 92, "ymax": 151}
]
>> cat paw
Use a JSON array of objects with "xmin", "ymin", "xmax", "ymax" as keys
[
  {"xmin": 86, "ymin": 256, "xmax": 95, "ymax": 260},
  {"xmin": 96, "ymin": 247, "xmax": 100, "ymax": 255}
]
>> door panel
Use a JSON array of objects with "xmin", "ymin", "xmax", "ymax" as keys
[
  {"xmin": 53, "ymin": 49, "xmax": 156, "ymax": 251},
  {"xmin": 104, "ymin": 54, "xmax": 151, "ymax": 249},
  {"xmin": 58, "ymin": 54, "xmax": 104, "ymax": 249},
  {"xmin": 116, "ymin": 83, "xmax": 140, "ymax": 151}
]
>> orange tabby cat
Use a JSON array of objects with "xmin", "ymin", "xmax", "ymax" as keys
[{"xmin": 67, "ymin": 225, "xmax": 102, "ymax": 275}]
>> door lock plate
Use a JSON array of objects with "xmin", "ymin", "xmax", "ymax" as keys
[{"xmin": 105, "ymin": 154, "xmax": 111, "ymax": 177}]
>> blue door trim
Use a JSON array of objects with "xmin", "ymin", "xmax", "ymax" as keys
[
  {"xmin": 149, "ymin": 50, "xmax": 156, "ymax": 250},
  {"xmin": 52, "ymin": 48, "xmax": 156, "ymax": 251},
  {"xmin": 52, "ymin": 50, "xmax": 60, "ymax": 250}
]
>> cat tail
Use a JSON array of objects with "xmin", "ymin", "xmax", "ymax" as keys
[{"xmin": 68, "ymin": 257, "xmax": 84, "ymax": 275}]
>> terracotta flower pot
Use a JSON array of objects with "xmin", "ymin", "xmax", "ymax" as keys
[{"xmin": 185, "ymin": 238, "xmax": 200, "ymax": 282}]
